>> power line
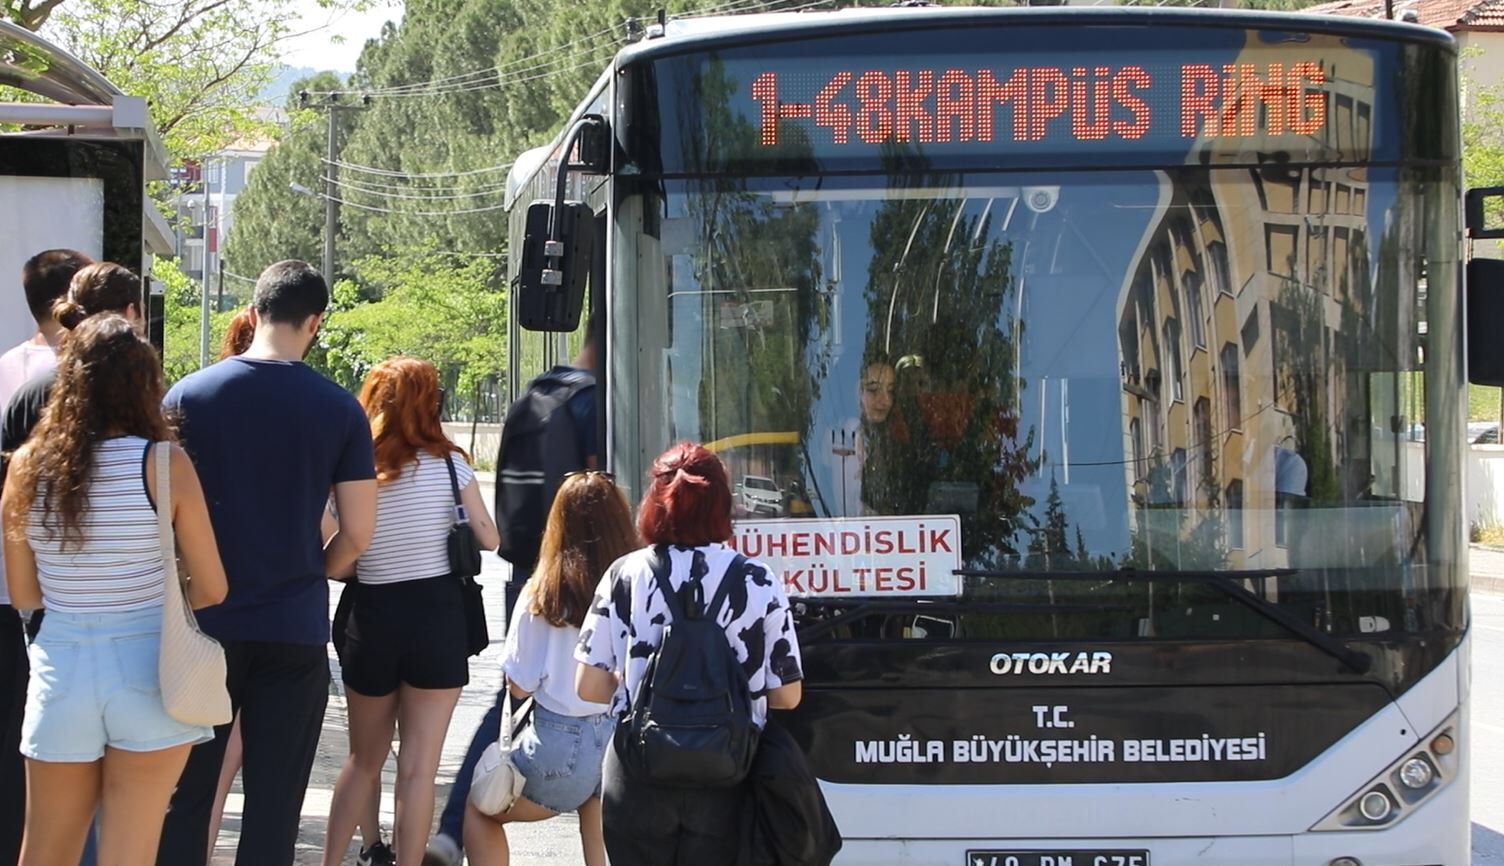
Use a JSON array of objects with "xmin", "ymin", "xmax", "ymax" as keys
[
  {"xmin": 302, "ymin": 0, "xmax": 791, "ymax": 100},
  {"xmin": 319, "ymin": 175, "xmax": 510, "ymax": 201},
  {"xmin": 307, "ymin": 22, "xmax": 623, "ymax": 98},
  {"xmin": 318, "ymin": 173, "xmax": 512, "ymax": 194},
  {"xmin": 314, "ymin": 188, "xmax": 511, "ymax": 217},
  {"xmin": 324, "ymin": 159, "xmax": 515, "ymax": 180}
]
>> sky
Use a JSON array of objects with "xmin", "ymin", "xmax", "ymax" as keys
[{"xmin": 281, "ymin": 1, "xmax": 405, "ymax": 73}]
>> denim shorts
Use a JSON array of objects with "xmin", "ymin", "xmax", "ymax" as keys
[
  {"xmin": 509, "ymin": 703, "xmax": 614, "ymax": 812},
  {"xmin": 22, "ymin": 606, "xmax": 214, "ymax": 762}
]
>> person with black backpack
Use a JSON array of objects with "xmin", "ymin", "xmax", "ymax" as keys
[
  {"xmin": 574, "ymin": 442, "xmax": 804, "ymax": 866},
  {"xmin": 494, "ymin": 323, "xmax": 598, "ymax": 622},
  {"xmin": 423, "ymin": 324, "xmax": 598, "ymax": 866}
]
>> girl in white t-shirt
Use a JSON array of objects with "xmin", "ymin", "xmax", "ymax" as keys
[{"xmin": 465, "ymin": 471, "xmax": 640, "ymax": 866}]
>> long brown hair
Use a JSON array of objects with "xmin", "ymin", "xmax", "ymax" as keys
[
  {"xmin": 357, "ymin": 356, "xmax": 464, "ymax": 483},
  {"xmin": 219, "ymin": 306, "xmax": 254, "ymax": 359},
  {"xmin": 51, "ymin": 262, "xmax": 142, "ymax": 330},
  {"xmin": 4, "ymin": 315, "xmax": 171, "ymax": 548},
  {"xmin": 530, "ymin": 472, "xmax": 639, "ymax": 628}
]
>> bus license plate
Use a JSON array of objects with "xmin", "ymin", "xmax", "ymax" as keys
[{"xmin": 965, "ymin": 852, "xmax": 1149, "ymax": 866}]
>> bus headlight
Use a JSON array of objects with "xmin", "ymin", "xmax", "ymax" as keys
[
  {"xmin": 1358, "ymin": 790, "xmax": 1394, "ymax": 822},
  {"xmin": 1312, "ymin": 714, "xmax": 1458, "ymax": 832},
  {"xmin": 1399, "ymin": 757, "xmax": 1435, "ymax": 789}
]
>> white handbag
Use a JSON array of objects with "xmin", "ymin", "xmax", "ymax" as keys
[
  {"xmin": 468, "ymin": 691, "xmax": 532, "ymax": 816},
  {"xmin": 154, "ymin": 444, "xmax": 233, "ymax": 727}
]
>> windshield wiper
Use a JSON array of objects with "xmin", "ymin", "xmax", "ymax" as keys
[{"xmin": 955, "ymin": 567, "xmax": 1371, "ymax": 674}]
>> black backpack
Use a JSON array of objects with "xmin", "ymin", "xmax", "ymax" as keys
[
  {"xmin": 494, "ymin": 369, "xmax": 594, "ymax": 574},
  {"xmin": 621, "ymin": 551, "xmax": 759, "ymax": 789}
]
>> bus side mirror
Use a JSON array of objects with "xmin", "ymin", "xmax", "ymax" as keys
[
  {"xmin": 1469, "ymin": 259, "xmax": 1504, "ymax": 386},
  {"xmin": 1467, "ymin": 187, "xmax": 1504, "ymax": 386},
  {"xmin": 517, "ymin": 200, "xmax": 594, "ymax": 332}
]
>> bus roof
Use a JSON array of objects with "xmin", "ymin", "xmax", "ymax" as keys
[{"xmin": 615, "ymin": 5, "xmax": 1454, "ymax": 67}]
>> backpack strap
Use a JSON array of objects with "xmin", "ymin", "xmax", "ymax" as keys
[
  {"xmin": 704, "ymin": 554, "xmax": 748, "ymax": 624},
  {"xmin": 648, "ymin": 546, "xmax": 688, "ymax": 624}
]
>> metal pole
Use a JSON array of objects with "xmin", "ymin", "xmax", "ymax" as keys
[
  {"xmin": 1384, "ymin": 0, "xmax": 1393, "ymax": 18},
  {"xmin": 199, "ymin": 159, "xmax": 212, "ymax": 368},
  {"xmin": 323, "ymin": 103, "xmax": 338, "ymax": 285}
]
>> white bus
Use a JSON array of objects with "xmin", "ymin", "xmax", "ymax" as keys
[{"xmin": 507, "ymin": 7, "xmax": 1482, "ymax": 864}]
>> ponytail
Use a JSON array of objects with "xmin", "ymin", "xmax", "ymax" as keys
[
  {"xmin": 54, "ymin": 263, "xmax": 141, "ymax": 330},
  {"xmin": 51, "ymin": 299, "xmax": 88, "ymax": 330}
]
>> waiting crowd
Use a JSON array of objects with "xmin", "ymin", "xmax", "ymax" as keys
[{"xmin": 0, "ymin": 253, "xmax": 838, "ymax": 866}]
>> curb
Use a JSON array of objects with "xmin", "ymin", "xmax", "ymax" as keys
[{"xmin": 1475, "ymin": 575, "xmax": 1504, "ymax": 595}]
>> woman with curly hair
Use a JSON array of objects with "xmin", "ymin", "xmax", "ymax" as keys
[
  {"xmin": 2, "ymin": 315, "xmax": 227, "ymax": 866},
  {"xmin": 321, "ymin": 357, "xmax": 500, "ymax": 866}
]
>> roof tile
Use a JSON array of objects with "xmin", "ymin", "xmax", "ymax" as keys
[{"xmin": 1302, "ymin": 0, "xmax": 1504, "ymax": 29}]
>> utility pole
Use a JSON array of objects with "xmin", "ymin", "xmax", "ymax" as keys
[
  {"xmin": 199, "ymin": 158, "xmax": 214, "ymax": 369},
  {"xmin": 299, "ymin": 90, "xmax": 371, "ymax": 286}
]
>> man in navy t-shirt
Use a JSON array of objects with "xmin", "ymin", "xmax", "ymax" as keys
[{"xmin": 156, "ymin": 261, "xmax": 377, "ymax": 866}]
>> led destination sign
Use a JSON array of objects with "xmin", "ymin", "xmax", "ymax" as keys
[
  {"xmin": 748, "ymin": 62, "xmax": 1330, "ymax": 149},
  {"xmin": 643, "ymin": 27, "xmax": 1431, "ymax": 173}
]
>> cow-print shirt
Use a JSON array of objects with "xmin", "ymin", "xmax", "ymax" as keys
[{"xmin": 574, "ymin": 542, "xmax": 803, "ymax": 728}]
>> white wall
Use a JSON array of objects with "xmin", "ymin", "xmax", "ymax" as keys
[
  {"xmin": 0, "ymin": 176, "xmax": 104, "ymax": 349},
  {"xmin": 1468, "ymin": 444, "xmax": 1504, "ymax": 530},
  {"xmin": 443, "ymin": 422, "xmax": 502, "ymax": 465}
]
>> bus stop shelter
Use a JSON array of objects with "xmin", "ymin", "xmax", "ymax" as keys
[{"xmin": 0, "ymin": 19, "xmax": 173, "ymax": 349}]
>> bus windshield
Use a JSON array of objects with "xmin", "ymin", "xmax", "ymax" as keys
[{"xmin": 621, "ymin": 163, "xmax": 1464, "ymax": 641}]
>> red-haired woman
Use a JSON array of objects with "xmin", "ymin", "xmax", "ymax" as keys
[
  {"xmin": 574, "ymin": 442, "xmax": 804, "ymax": 866},
  {"xmin": 321, "ymin": 357, "xmax": 500, "ymax": 866},
  {"xmin": 217, "ymin": 306, "xmax": 254, "ymax": 360}
]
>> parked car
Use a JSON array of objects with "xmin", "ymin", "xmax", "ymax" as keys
[{"xmin": 741, "ymin": 474, "xmax": 783, "ymax": 516}]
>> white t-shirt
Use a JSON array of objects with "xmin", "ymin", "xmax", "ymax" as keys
[
  {"xmin": 0, "ymin": 338, "xmax": 56, "ymax": 606},
  {"xmin": 574, "ymin": 543, "xmax": 804, "ymax": 729},
  {"xmin": 502, "ymin": 591, "xmax": 611, "ymax": 718},
  {"xmin": 356, "ymin": 452, "xmax": 476, "ymax": 584}
]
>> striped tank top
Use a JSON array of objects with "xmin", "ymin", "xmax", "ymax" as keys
[
  {"xmin": 28, "ymin": 436, "xmax": 165, "ymax": 613},
  {"xmin": 356, "ymin": 452, "xmax": 475, "ymax": 585}
]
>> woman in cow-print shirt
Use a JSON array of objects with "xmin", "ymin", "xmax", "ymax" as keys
[{"xmin": 574, "ymin": 442, "xmax": 803, "ymax": 866}]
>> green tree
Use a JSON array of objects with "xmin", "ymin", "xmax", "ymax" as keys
[
  {"xmin": 156, "ymin": 255, "xmax": 238, "ymax": 385},
  {"xmin": 223, "ymin": 72, "xmax": 349, "ymax": 281},
  {"xmin": 314, "ymin": 251, "xmax": 508, "ymax": 395},
  {"xmin": 5, "ymin": 0, "xmax": 373, "ymax": 161}
]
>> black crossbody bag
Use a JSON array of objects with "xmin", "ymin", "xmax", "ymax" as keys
[{"xmin": 445, "ymin": 454, "xmax": 489, "ymax": 656}]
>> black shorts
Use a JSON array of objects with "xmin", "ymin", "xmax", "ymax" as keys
[{"xmin": 340, "ymin": 575, "xmax": 470, "ymax": 696}]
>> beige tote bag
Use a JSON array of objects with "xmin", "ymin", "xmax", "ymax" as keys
[{"xmin": 155, "ymin": 443, "xmax": 232, "ymax": 727}]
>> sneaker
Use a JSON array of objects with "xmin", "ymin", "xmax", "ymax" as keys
[
  {"xmin": 358, "ymin": 841, "xmax": 396, "ymax": 866},
  {"xmin": 422, "ymin": 833, "xmax": 461, "ymax": 866}
]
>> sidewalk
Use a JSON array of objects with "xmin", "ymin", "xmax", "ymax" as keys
[
  {"xmin": 209, "ymin": 549, "xmax": 580, "ymax": 865},
  {"xmin": 1476, "ymin": 544, "xmax": 1504, "ymax": 595}
]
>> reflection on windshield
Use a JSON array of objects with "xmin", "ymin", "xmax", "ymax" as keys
[{"xmin": 629, "ymin": 161, "xmax": 1461, "ymax": 638}]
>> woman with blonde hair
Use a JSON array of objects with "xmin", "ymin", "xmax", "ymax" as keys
[
  {"xmin": 2, "ymin": 315, "xmax": 227, "ymax": 865},
  {"xmin": 321, "ymin": 357, "xmax": 500, "ymax": 866},
  {"xmin": 465, "ymin": 471, "xmax": 639, "ymax": 866}
]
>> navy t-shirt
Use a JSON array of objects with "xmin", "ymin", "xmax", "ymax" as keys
[{"xmin": 165, "ymin": 357, "xmax": 375, "ymax": 644}]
